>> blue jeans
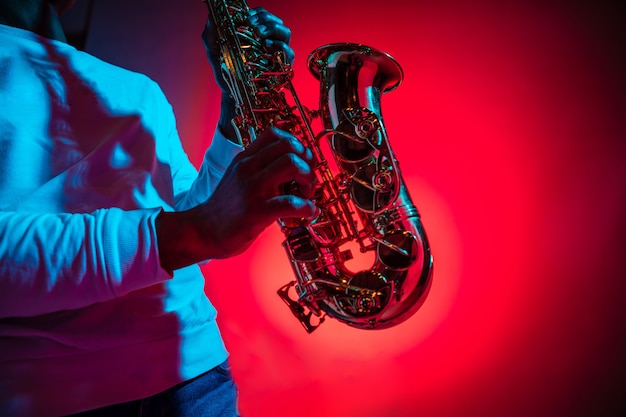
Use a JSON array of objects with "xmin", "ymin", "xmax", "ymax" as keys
[{"xmin": 67, "ymin": 361, "xmax": 239, "ymax": 417}]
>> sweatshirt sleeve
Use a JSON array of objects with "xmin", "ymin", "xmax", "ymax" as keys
[
  {"xmin": 0, "ymin": 207, "xmax": 171, "ymax": 318},
  {"xmin": 172, "ymin": 127, "xmax": 243, "ymax": 211},
  {"xmin": 146, "ymin": 81, "xmax": 243, "ymax": 212}
]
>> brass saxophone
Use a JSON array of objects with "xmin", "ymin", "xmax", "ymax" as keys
[{"xmin": 204, "ymin": 0, "xmax": 433, "ymax": 332}]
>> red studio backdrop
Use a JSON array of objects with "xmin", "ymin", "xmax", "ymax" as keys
[{"xmin": 82, "ymin": 1, "xmax": 625, "ymax": 416}]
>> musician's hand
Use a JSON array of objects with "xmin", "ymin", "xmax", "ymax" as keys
[
  {"xmin": 202, "ymin": 6, "xmax": 294, "ymax": 84},
  {"xmin": 156, "ymin": 128, "xmax": 317, "ymax": 271},
  {"xmin": 246, "ymin": 8, "xmax": 294, "ymax": 63},
  {"xmin": 202, "ymin": 6, "xmax": 295, "ymax": 142}
]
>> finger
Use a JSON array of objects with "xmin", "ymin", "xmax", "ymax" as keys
[
  {"xmin": 248, "ymin": 8, "xmax": 291, "ymax": 44},
  {"xmin": 264, "ymin": 195, "xmax": 319, "ymax": 220},
  {"xmin": 248, "ymin": 8, "xmax": 286, "ymax": 29},
  {"xmin": 263, "ymin": 39, "xmax": 295, "ymax": 64},
  {"xmin": 258, "ymin": 153, "xmax": 317, "ymax": 196},
  {"xmin": 255, "ymin": 20, "xmax": 291, "ymax": 45},
  {"xmin": 252, "ymin": 128, "xmax": 309, "ymax": 159},
  {"xmin": 238, "ymin": 128, "xmax": 313, "ymax": 171}
]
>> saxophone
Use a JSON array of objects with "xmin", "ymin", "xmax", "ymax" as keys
[{"xmin": 204, "ymin": 0, "xmax": 433, "ymax": 332}]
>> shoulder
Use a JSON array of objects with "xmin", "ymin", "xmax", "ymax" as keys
[
  {"xmin": 66, "ymin": 47, "xmax": 174, "ymax": 118},
  {"xmin": 75, "ymin": 50, "xmax": 164, "ymax": 98}
]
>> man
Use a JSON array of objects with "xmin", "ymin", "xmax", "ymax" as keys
[{"xmin": 0, "ymin": 0, "xmax": 316, "ymax": 416}]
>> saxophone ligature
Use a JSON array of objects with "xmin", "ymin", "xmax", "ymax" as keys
[{"xmin": 204, "ymin": 0, "xmax": 433, "ymax": 332}]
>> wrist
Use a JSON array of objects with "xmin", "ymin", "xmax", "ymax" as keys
[
  {"xmin": 155, "ymin": 208, "xmax": 214, "ymax": 273},
  {"xmin": 218, "ymin": 94, "xmax": 240, "ymax": 144}
]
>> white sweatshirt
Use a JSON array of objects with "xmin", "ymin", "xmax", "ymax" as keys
[{"xmin": 0, "ymin": 24, "xmax": 240, "ymax": 417}]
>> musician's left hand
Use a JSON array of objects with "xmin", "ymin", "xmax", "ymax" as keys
[{"xmin": 202, "ymin": 6, "xmax": 295, "ymax": 140}]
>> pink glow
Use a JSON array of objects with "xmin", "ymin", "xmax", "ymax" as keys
[{"xmin": 158, "ymin": 1, "xmax": 625, "ymax": 416}]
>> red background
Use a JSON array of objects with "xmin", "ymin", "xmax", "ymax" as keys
[{"xmin": 81, "ymin": 0, "xmax": 625, "ymax": 416}]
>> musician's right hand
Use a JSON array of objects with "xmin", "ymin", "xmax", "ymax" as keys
[{"xmin": 156, "ymin": 127, "xmax": 317, "ymax": 272}]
